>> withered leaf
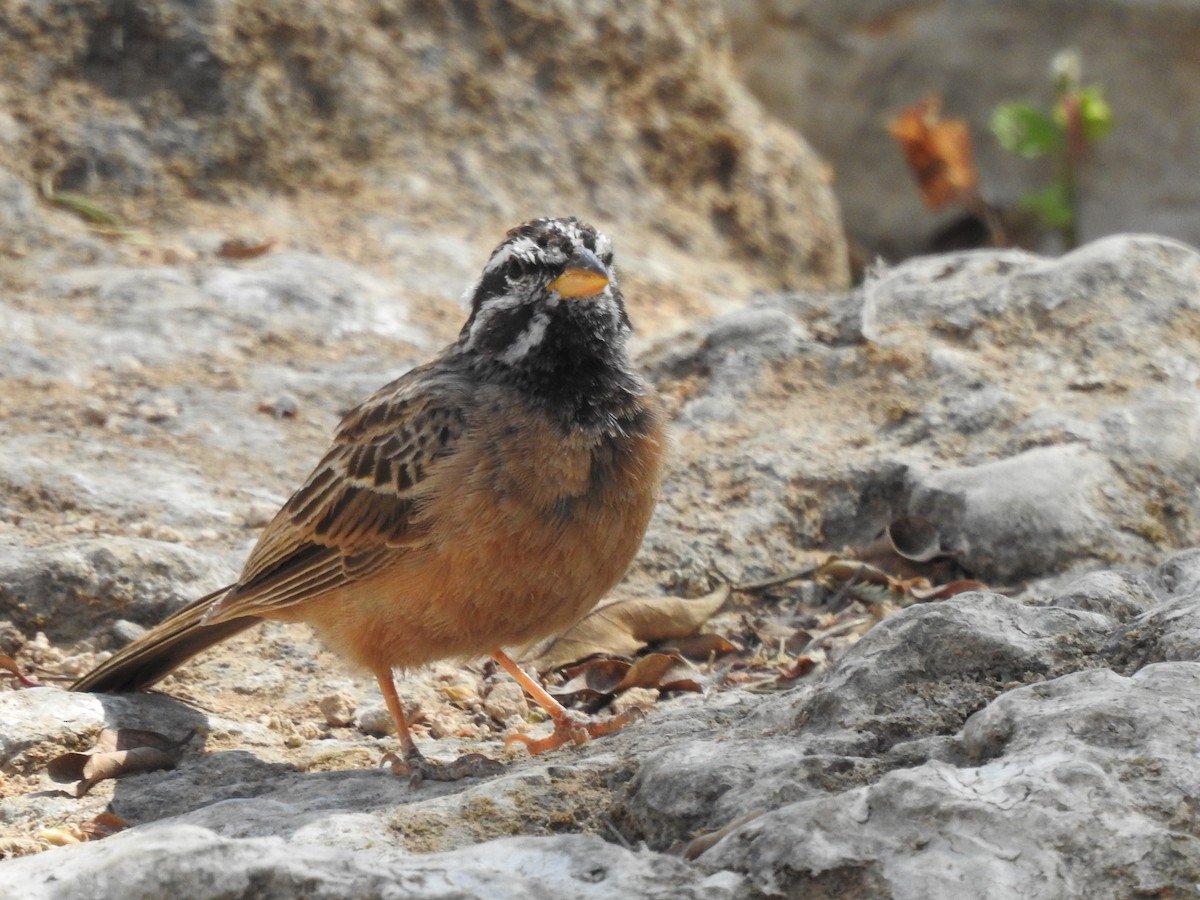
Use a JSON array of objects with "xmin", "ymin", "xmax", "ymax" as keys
[
  {"xmin": 79, "ymin": 812, "xmax": 129, "ymax": 840},
  {"xmin": 75, "ymin": 748, "xmax": 176, "ymax": 797},
  {"xmin": 47, "ymin": 727, "xmax": 187, "ymax": 796},
  {"xmin": 614, "ymin": 652, "xmax": 701, "ymax": 693},
  {"xmin": 885, "ymin": 514, "xmax": 944, "ymax": 562},
  {"xmin": 95, "ymin": 727, "xmax": 182, "ymax": 753},
  {"xmin": 672, "ymin": 810, "xmax": 766, "ymax": 860},
  {"xmin": 660, "ymin": 632, "xmax": 741, "ymax": 660},
  {"xmin": 815, "ymin": 558, "xmax": 894, "ymax": 589},
  {"xmin": 216, "ymin": 237, "xmax": 277, "ymax": 259},
  {"xmin": 550, "ymin": 653, "xmax": 704, "ymax": 702},
  {"xmin": 530, "ymin": 586, "xmax": 730, "ymax": 673},
  {"xmin": 776, "ymin": 656, "xmax": 818, "ymax": 683},
  {"xmin": 888, "ymin": 95, "xmax": 979, "ymax": 210},
  {"xmin": 556, "ymin": 657, "xmax": 632, "ymax": 696}
]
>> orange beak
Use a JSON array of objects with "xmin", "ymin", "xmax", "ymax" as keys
[{"xmin": 547, "ymin": 248, "xmax": 609, "ymax": 298}]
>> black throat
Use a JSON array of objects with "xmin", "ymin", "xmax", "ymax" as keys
[{"xmin": 466, "ymin": 306, "xmax": 644, "ymax": 431}]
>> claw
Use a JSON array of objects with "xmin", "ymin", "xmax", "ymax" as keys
[
  {"xmin": 382, "ymin": 746, "xmax": 505, "ymax": 783},
  {"xmin": 505, "ymin": 707, "xmax": 640, "ymax": 755}
]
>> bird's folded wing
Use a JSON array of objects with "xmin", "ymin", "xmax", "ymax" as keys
[{"xmin": 206, "ymin": 369, "xmax": 468, "ymax": 622}]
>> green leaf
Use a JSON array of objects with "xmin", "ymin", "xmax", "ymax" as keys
[
  {"xmin": 1021, "ymin": 183, "xmax": 1074, "ymax": 229},
  {"xmin": 1077, "ymin": 86, "xmax": 1113, "ymax": 141},
  {"xmin": 991, "ymin": 103, "xmax": 1061, "ymax": 158}
]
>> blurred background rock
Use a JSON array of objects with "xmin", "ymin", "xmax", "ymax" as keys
[{"xmin": 724, "ymin": 0, "xmax": 1200, "ymax": 259}]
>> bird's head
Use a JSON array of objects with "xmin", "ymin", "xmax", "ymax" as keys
[{"xmin": 457, "ymin": 217, "xmax": 633, "ymax": 372}]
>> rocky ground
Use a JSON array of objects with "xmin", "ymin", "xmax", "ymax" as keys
[
  {"xmin": 4, "ymin": 2, "xmax": 1200, "ymax": 898},
  {"xmin": 4, "ymin": 209, "xmax": 1200, "ymax": 897}
]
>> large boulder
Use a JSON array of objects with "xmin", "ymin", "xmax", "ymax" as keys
[{"xmin": 0, "ymin": 0, "xmax": 846, "ymax": 290}]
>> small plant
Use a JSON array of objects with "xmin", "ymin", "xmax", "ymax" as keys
[{"xmin": 991, "ymin": 50, "xmax": 1113, "ymax": 250}]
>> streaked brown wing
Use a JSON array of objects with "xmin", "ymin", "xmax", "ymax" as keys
[{"xmin": 205, "ymin": 365, "xmax": 467, "ymax": 621}]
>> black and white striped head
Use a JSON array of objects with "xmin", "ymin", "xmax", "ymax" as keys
[{"xmin": 456, "ymin": 217, "xmax": 633, "ymax": 371}]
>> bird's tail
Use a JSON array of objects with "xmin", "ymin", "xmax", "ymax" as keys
[{"xmin": 71, "ymin": 586, "xmax": 262, "ymax": 693}]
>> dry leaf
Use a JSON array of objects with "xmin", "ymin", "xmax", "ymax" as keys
[
  {"xmin": 555, "ymin": 657, "xmax": 632, "ymax": 697},
  {"xmin": 614, "ymin": 653, "xmax": 701, "ymax": 693},
  {"xmin": 660, "ymin": 632, "xmax": 741, "ymax": 660},
  {"xmin": 815, "ymin": 558, "xmax": 893, "ymax": 589},
  {"xmin": 79, "ymin": 812, "xmax": 129, "ymax": 840},
  {"xmin": 37, "ymin": 827, "xmax": 83, "ymax": 846},
  {"xmin": 888, "ymin": 95, "xmax": 979, "ymax": 210},
  {"xmin": 47, "ymin": 727, "xmax": 189, "ymax": 796},
  {"xmin": 216, "ymin": 237, "xmax": 277, "ymax": 259},
  {"xmin": 885, "ymin": 514, "xmax": 944, "ymax": 562},
  {"xmin": 776, "ymin": 656, "xmax": 817, "ymax": 683},
  {"xmin": 673, "ymin": 810, "xmax": 766, "ymax": 860},
  {"xmin": 530, "ymin": 586, "xmax": 730, "ymax": 672},
  {"xmin": 550, "ymin": 653, "xmax": 704, "ymax": 702}
]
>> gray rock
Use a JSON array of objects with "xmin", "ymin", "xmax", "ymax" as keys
[
  {"xmin": 0, "ymin": 539, "xmax": 230, "ymax": 643},
  {"xmin": 0, "ymin": 826, "xmax": 742, "ymax": 900},
  {"xmin": 909, "ymin": 443, "xmax": 1114, "ymax": 582},
  {"xmin": 649, "ymin": 235, "xmax": 1200, "ymax": 586},
  {"xmin": 701, "ymin": 663, "xmax": 1200, "ymax": 900}
]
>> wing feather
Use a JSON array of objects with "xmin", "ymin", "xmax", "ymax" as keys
[{"xmin": 205, "ymin": 364, "xmax": 469, "ymax": 622}]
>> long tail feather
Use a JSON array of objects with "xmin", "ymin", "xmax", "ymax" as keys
[{"xmin": 71, "ymin": 586, "xmax": 262, "ymax": 693}]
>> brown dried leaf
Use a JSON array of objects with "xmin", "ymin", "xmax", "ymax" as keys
[
  {"xmin": 95, "ymin": 727, "xmax": 180, "ymax": 753},
  {"xmin": 530, "ymin": 586, "xmax": 730, "ymax": 672},
  {"xmin": 47, "ymin": 727, "xmax": 185, "ymax": 794},
  {"xmin": 79, "ymin": 812, "xmax": 129, "ymax": 840},
  {"xmin": 673, "ymin": 810, "xmax": 766, "ymax": 860},
  {"xmin": 888, "ymin": 95, "xmax": 979, "ymax": 210},
  {"xmin": 216, "ymin": 237, "xmax": 277, "ymax": 259},
  {"xmin": 661, "ymin": 632, "xmax": 741, "ymax": 660},
  {"xmin": 885, "ymin": 514, "xmax": 944, "ymax": 562},
  {"xmin": 776, "ymin": 656, "xmax": 818, "ymax": 683},
  {"xmin": 815, "ymin": 558, "xmax": 894, "ymax": 589},
  {"xmin": 37, "ymin": 826, "xmax": 83, "ymax": 846},
  {"xmin": 75, "ymin": 748, "xmax": 176, "ymax": 797},
  {"xmin": 614, "ymin": 652, "xmax": 701, "ymax": 693},
  {"xmin": 550, "ymin": 652, "xmax": 703, "ymax": 701}
]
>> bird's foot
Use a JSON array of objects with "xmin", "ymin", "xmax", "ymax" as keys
[
  {"xmin": 505, "ymin": 706, "xmax": 642, "ymax": 756},
  {"xmin": 381, "ymin": 745, "xmax": 505, "ymax": 783}
]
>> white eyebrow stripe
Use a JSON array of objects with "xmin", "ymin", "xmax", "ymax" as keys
[{"xmin": 482, "ymin": 236, "xmax": 540, "ymax": 275}]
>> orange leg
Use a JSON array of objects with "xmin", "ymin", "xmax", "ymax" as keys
[
  {"xmin": 376, "ymin": 668, "xmax": 504, "ymax": 781},
  {"xmin": 491, "ymin": 649, "xmax": 636, "ymax": 755},
  {"xmin": 375, "ymin": 668, "xmax": 419, "ymax": 759}
]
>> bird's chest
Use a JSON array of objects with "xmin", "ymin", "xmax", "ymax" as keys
[
  {"xmin": 450, "ymin": 412, "xmax": 639, "ymax": 543},
  {"xmin": 425, "ymin": 402, "xmax": 664, "ymax": 621}
]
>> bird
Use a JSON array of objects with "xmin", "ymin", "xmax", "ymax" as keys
[{"xmin": 72, "ymin": 216, "xmax": 667, "ymax": 777}]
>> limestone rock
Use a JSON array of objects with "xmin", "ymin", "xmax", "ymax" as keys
[{"xmin": 0, "ymin": 0, "xmax": 845, "ymax": 290}]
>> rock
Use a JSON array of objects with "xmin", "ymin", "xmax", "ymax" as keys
[
  {"xmin": 8, "ymin": 556, "xmax": 1200, "ymax": 896},
  {"xmin": 0, "ymin": 825, "xmax": 742, "ymax": 900},
  {"xmin": 0, "ymin": 0, "xmax": 845, "ymax": 291},
  {"xmin": 724, "ymin": 1, "xmax": 1200, "ymax": 258},
  {"xmin": 0, "ymin": 539, "xmax": 230, "ymax": 644},
  {"xmin": 317, "ymin": 693, "xmax": 356, "ymax": 728},
  {"xmin": 617, "ymin": 555, "xmax": 1200, "ymax": 898},
  {"xmin": 700, "ymin": 663, "xmax": 1200, "ymax": 900},
  {"xmin": 647, "ymin": 235, "xmax": 1200, "ymax": 586},
  {"xmin": 908, "ymin": 444, "xmax": 1114, "ymax": 582}
]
